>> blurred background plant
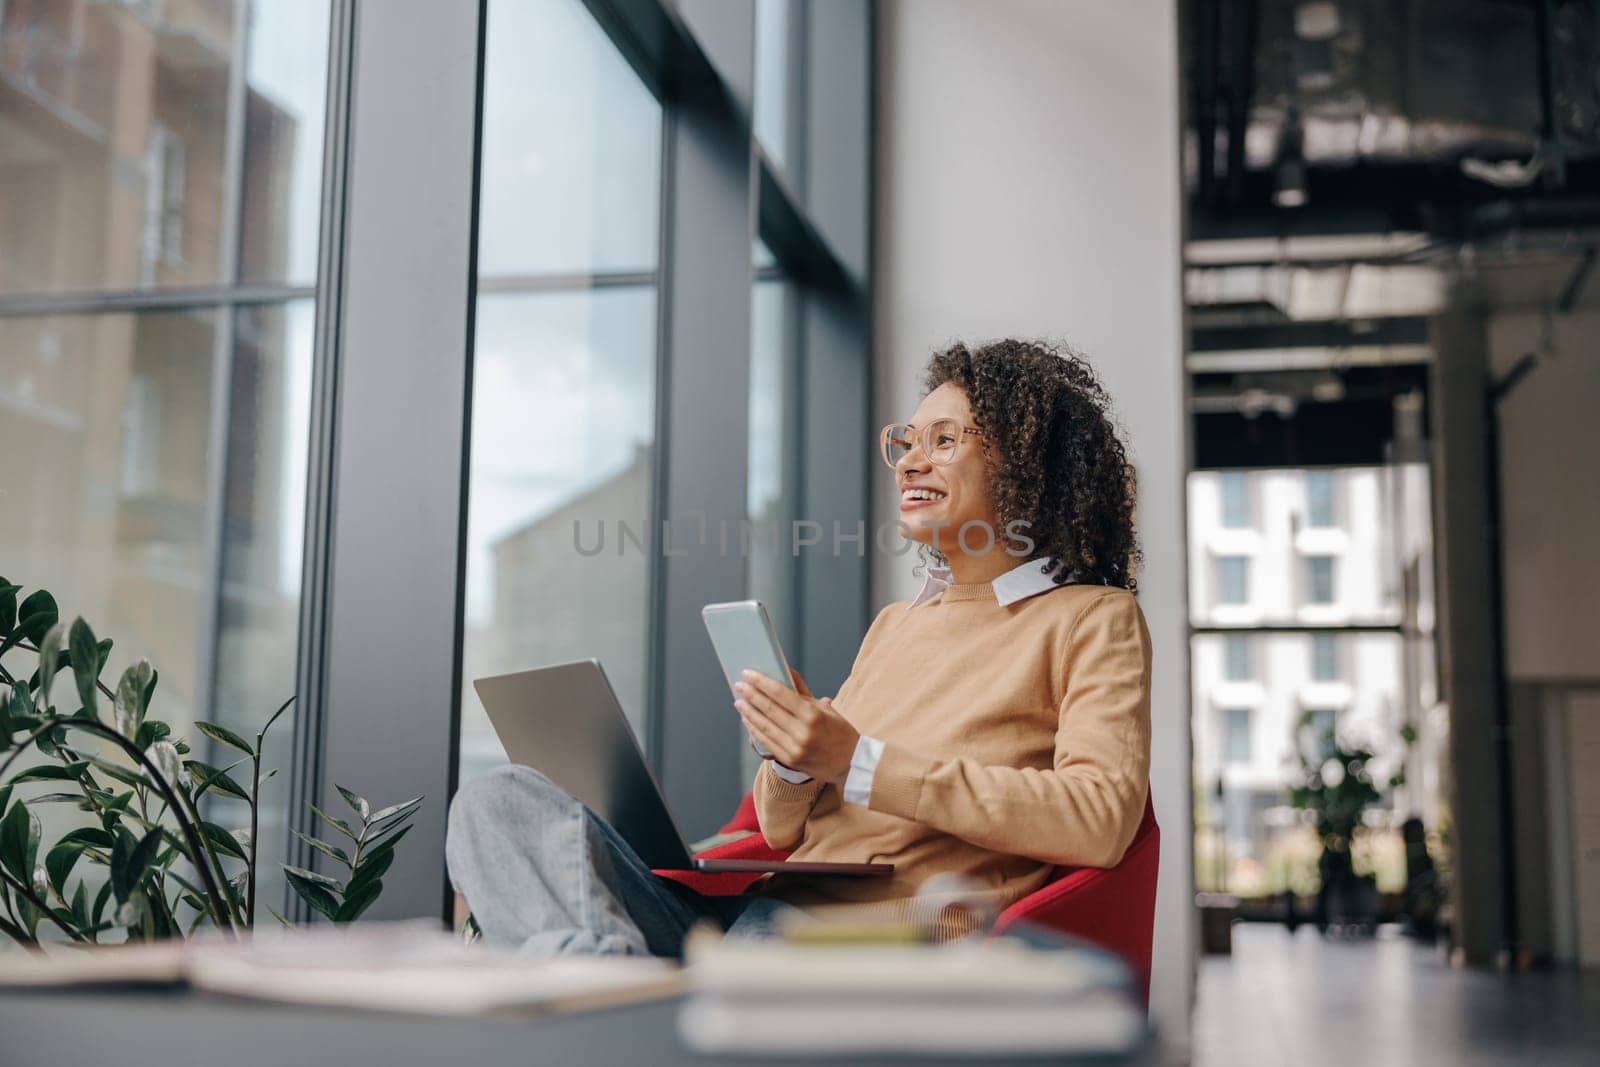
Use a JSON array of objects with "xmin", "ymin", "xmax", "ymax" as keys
[{"xmin": 0, "ymin": 579, "xmax": 420, "ymax": 947}]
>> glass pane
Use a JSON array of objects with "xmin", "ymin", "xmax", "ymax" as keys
[
  {"xmin": 0, "ymin": 0, "xmax": 331, "ymax": 295},
  {"xmin": 0, "ymin": 304, "xmax": 311, "ymax": 904},
  {"xmin": 209, "ymin": 299, "xmax": 316, "ymax": 915},
  {"xmin": 476, "ymin": 0, "xmax": 662, "ymax": 278},
  {"xmin": 1192, "ymin": 632, "xmax": 1412, "ymax": 898},
  {"xmin": 458, "ymin": 289, "xmax": 659, "ymax": 784},
  {"xmin": 1, "ymin": 311, "xmax": 214, "ymax": 711},
  {"xmin": 1224, "ymin": 708, "xmax": 1251, "ymax": 764},
  {"xmin": 1223, "ymin": 633, "xmax": 1252, "ymax": 680},
  {"xmin": 1220, "ymin": 472, "xmax": 1250, "ymax": 528},
  {"xmin": 753, "ymin": 0, "xmax": 792, "ymax": 171},
  {"xmin": 237, "ymin": 1, "xmax": 334, "ymax": 286},
  {"xmin": 1306, "ymin": 555, "xmax": 1336, "ymax": 603},
  {"xmin": 1218, "ymin": 556, "xmax": 1250, "ymax": 604},
  {"xmin": 1310, "ymin": 632, "xmax": 1341, "ymax": 681},
  {"xmin": 1305, "ymin": 470, "xmax": 1336, "ymax": 528},
  {"xmin": 745, "ymin": 278, "xmax": 794, "ymax": 783}
]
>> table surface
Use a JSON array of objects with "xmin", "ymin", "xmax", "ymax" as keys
[{"xmin": 0, "ymin": 988, "xmax": 1154, "ymax": 1067}]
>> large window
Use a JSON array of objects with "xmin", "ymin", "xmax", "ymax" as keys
[
  {"xmin": 0, "ymin": 0, "xmax": 331, "ymax": 912},
  {"xmin": 457, "ymin": 0, "xmax": 665, "ymax": 784}
]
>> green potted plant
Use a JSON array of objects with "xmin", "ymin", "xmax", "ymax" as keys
[
  {"xmin": 1287, "ymin": 712, "xmax": 1390, "ymax": 934},
  {"xmin": 0, "ymin": 579, "xmax": 421, "ymax": 946}
]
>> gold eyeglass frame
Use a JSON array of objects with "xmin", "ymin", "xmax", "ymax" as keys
[{"xmin": 879, "ymin": 418, "xmax": 983, "ymax": 469}]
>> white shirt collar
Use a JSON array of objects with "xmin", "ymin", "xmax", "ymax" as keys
[{"xmin": 908, "ymin": 556, "xmax": 1069, "ymax": 610}]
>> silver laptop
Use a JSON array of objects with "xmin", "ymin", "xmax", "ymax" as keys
[{"xmin": 474, "ymin": 660, "xmax": 893, "ymax": 876}]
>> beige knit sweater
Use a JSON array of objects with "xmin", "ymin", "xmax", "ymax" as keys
[{"xmin": 752, "ymin": 580, "xmax": 1153, "ymax": 933}]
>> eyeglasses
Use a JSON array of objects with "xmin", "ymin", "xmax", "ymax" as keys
[{"xmin": 879, "ymin": 418, "xmax": 983, "ymax": 469}]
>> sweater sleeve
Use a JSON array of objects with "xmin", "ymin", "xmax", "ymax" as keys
[
  {"xmin": 753, "ymin": 760, "xmax": 827, "ymax": 850},
  {"xmin": 865, "ymin": 591, "xmax": 1153, "ymax": 869}
]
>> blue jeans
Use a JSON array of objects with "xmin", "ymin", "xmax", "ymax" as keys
[{"xmin": 446, "ymin": 764, "xmax": 795, "ymax": 957}]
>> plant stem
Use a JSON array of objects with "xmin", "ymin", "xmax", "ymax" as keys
[
  {"xmin": 247, "ymin": 749, "xmax": 260, "ymax": 927},
  {"xmin": 246, "ymin": 696, "xmax": 292, "ymax": 930},
  {"xmin": 0, "ymin": 868, "xmax": 87, "ymax": 942}
]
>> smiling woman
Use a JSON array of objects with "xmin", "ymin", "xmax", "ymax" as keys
[{"xmin": 446, "ymin": 337, "xmax": 1154, "ymax": 950}]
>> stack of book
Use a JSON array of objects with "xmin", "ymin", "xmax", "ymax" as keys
[{"xmin": 677, "ymin": 923, "xmax": 1147, "ymax": 1058}]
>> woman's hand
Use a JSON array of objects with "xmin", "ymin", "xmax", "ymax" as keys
[{"xmin": 733, "ymin": 668, "xmax": 859, "ymax": 783}]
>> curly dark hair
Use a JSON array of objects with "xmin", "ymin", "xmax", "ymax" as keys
[{"xmin": 919, "ymin": 339, "xmax": 1141, "ymax": 593}]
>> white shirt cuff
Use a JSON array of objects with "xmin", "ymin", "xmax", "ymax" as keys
[
  {"xmin": 842, "ymin": 735, "xmax": 884, "ymax": 806},
  {"xmin": 770, "ymin": 761, "xmax": 813, "ymax": 784}
]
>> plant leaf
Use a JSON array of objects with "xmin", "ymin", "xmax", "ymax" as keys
[
  {"xmin": 266, "ymin": 903, "xmax": 293, "ymax": 928},
  {"xmin": 184, "ymin": 758, "xmax": 251, "ymax": 802},
  {"xmin": 0, "ymin": 784, "xmax": 11, "ymax": 820},
  {"xmin": 46, "ymin": 840, "xmax": 87, "ymax": 896},
  {"xmin": 346, "ymin": 847, "xmax": 393, "ymax": 898},
  {"xmin": 114, "ymin": 660, "xmax": 153, "ymax": 739},
  {"xmin": 258, "ymin": 695, "xmax": 295, "ymax": 747},
  {"xmin": 69, "ymin": 879, "xmax": 89, "ymax": 928},
  {"xmin": 368, "ymin": 795, "xmax": 425, "ymax": 826},
  {"xmin": 291, "ymin": 829, "xmax": 351, "ymax": 869},
  {"xmin": 200, "ymin": 822, "xmax": 247, "ymax": 861},
  {"xmin": 308, "ymin": 803, "xmax": 357, "ymax": 842},
  {"xmin": 134, "ymin": 717, "xmax": 170, "ymax": 751},
  {"xmin": 194, "ymin": 721, "xmax": 253, "ymax": 757},
  {"xmin": 364, "ymin": 820, "xmax": 413, "ymax": 856},
  {"xmin": 334, "ymin": 878, "xmax": 383, "ymax": 923},
  {"xmin": 57, "ymin": 826, "xmax": 115, "ymax": 851},
  {"xmin": 283, "ymin": 864, "xmax": 343, "ymax": 893},
  {"xmin": 0, "ymin": 579, "xmax": 17, "ymax": 638},
  {"xmin": 336, "ymin": 785, "xmax": 370, "ymax": 821},
  {"xmin": 35, "ymin": 621, "xmax": 65, "ymax": 710},
  {"xmin": 67, "ymin": 617, "xmax": 100, "ymax": 718},
  {"xmin": 92, "ymin": 879, "xmax": 113, "ymax": 925},
  {"xmin": 0, "ymin": 799, "xmax": 39, "ymax": 884},
  {"xmin": 8, "ymin": 761, "xmax": 88, "ymax": 784},
  {"xmin": 125, "ymin": 826, "xmax": 164, "ymax": 895},
  {"xmin": 285, "ymin": 869, "xmax": 341, "ymax": 921},
  {"xmin": 16, "ymin": 589, "xmax": 58, "ymax": 645},
  {"xmin": 83, "ymin": 754, "xmax": 147, "ymax": 789}
]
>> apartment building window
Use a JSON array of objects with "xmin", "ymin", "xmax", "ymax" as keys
[
  {"xmin": 1224, "ymin": 708, "xmax": 1252, "ymax": 764},
  {"xmin": 140, "ymin": 125, "xmax": 187, "ymax": 282},
  {"xmin": 1306, "ymin": 470, "xmax": 1336, "ymax": 528},
  {"xmin": 1306, "ymin": 555, "xmax": 1336, "ymax": 603},
  {"xmin": 1310, "ymin": 632, "xmax": 1340, "ymax": 681},
  {"xmin": 1217, "ymin": 555, "xmax": 1250, "ymax": 604},
  {"xmin": 1223, "ymin": 633, "xmax": 1252, "ymax": 681},
  {"xmin": 1220, "ymin": 471, "xmax": 1251, "ymax": 528},
  {"xmin": 1304, "ymin": 708, "xmax": 1338, "ymax": 760}
]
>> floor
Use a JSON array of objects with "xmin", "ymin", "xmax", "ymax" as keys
[{"xmin": 1192, "ymin": 924, "xmax": 1600, "ymax": 1067}]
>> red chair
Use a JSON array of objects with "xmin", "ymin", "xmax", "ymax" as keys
[{"xmin": 655, "ymin": 792, "xmax": 1161, "ymax": 1006}]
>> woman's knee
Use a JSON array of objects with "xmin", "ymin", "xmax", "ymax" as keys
[{"xmin": 449, "ymin": 765, "xmax": 575, "ymax": 839}]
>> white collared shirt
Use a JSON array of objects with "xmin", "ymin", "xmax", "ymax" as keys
[{"xmin": 770, "ymin": 556, "xmax": 1069, "ymax": 798}]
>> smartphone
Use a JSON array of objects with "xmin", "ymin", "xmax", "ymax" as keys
[{"xmin": 701, "ymin": 600, "xmax": 793, "ymax": 758}]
